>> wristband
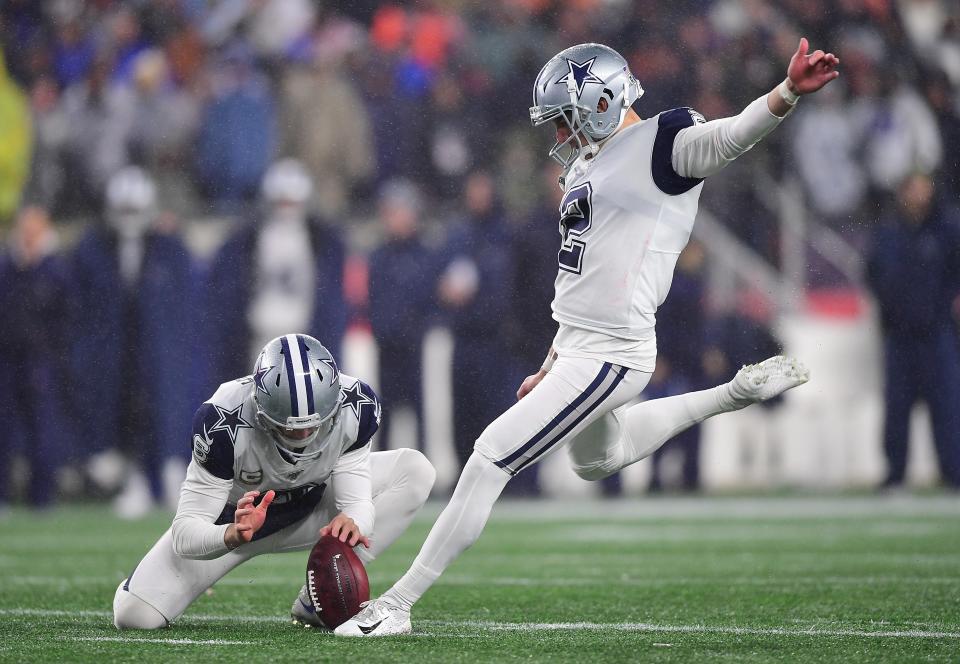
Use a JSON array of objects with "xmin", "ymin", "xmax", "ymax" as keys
[
  {"xmin": 541, "ymin": 349, "xmax": 558, "ymax": 373},
  {"xmin": 778, "ymin": 79, "xmax": 799, "ymax": 106}
]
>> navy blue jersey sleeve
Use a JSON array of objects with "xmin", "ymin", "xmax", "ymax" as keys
[
  {"xmin": 651, "ymin": 107, "xmax": 706, "ymax": 196},
  {"xmin": 190, "ymin": 403, "xmax": 236, "ymax": 480},
  {"xmin": 342, "ymin": 380, "xmax": 383, "ymax": 455}
]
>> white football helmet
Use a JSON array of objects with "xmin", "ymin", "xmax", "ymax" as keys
[
  {"xmin": 252, "ymin": 334, "xmax": 341, "ymax": 461},
  {"xmin": 529, "ymin": 43, "xmax": 643, "ymax": 170}
]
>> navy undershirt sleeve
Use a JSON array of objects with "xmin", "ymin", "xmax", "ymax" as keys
[{"xmin": 651, "ymin": 107, "xmax": 706, "ymax": 196}]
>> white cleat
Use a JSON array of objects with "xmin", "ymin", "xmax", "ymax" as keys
[
  {"xmin": 290, "ymin": 584, "xmax": 327, "ymax": 629},
  {"xmin": 334, "ymin": 597, "xmax": 411, "ymax": 637},
  {"xmin": 730, "ymin": 355, "xmax": 810, "ymax": 406}
]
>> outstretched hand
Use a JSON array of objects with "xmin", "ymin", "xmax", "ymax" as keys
[
  {"xmin": 230, "ymin": 489, "xmax": 275, "ymax": 546},
  {"xmin": 787, "ymin": 37, "xmax": 840, "ymax": 95}
]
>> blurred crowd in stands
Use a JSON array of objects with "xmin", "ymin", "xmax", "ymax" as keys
[{"xmin": 0, "ymin": 0, "xmax": 958, "ymax": 510}]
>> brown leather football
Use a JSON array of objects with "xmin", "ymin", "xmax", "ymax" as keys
[{"xmin": 305, "ymin": 535, "xmax": 370, "ymax": 629}]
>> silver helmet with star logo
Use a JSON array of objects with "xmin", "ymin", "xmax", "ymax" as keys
[
  {"xmin": 529, "ymin": 43, "xmax": 643, "ymax": 170},
  {"xmin": 251, "ymin": 334, "xmax": 341, "ymax": 459}
]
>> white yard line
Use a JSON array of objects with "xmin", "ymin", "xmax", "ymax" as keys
[
  {"xmin": 0, "ymin": 608, "xmax": 286, "ymax": 624},
  {"xmin": 4, "ymin": 609, "xmax": 959, "ymax": 640},
  {"xmin": 64, "ymin": 636, "xmax": 252, "ymax": 645},
  {"xmin": 421, "ymin": 620, "xmax": 960, "ymax": 640},
  {"xmin": 480, "ymin": 496, "xmax": 960, "ymax": 521},
  {"xmin": 546, "ymin": 523, "xmax": 942, "ymax": 544},
  {"xmin": 7, "ymin": 573, "xmax": 960, "ymax": 589}
]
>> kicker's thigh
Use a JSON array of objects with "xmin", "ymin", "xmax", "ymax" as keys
[
  {"xmin": 567, "ymin": 374, "xmax": 649, "ymax": 475},
  {"xmin": 474, "ymin": 357, "xmax": 638, "ymax": 476}
]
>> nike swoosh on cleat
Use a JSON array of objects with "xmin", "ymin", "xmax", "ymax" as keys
[
  {"xmin": 299, "ymin": 599, "xmax": 316, "ymax": 614},
  {"xmin": 358, "ymin": 620, "xmax": 384, "ymax": 635}
]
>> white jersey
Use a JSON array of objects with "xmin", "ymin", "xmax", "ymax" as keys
[
  {"xmin": 190, "ymin": 372, "xmax": 381, "ymax": 536},
  {"xmin": 552, "ymin": 108, "xmax": 707, "ymax": 372}
]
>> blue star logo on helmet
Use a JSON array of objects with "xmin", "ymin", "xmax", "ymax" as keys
[
  {"xmin": 209, "ymin": 403, "xmax": 252, "ymax": 443},
  {"xmin": 253, "ymin": 355, "xmax": 275, "ymax": 396},
  {"xmin": 320, "ymin": 356, "xmax": 339, "ymax": 381},
  {"xmin": 555, "ymin": 57, "xmax": 604, "ymax": 97}
]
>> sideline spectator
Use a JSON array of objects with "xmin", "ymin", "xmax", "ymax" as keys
[
  {"xmin": 368, "ymin": 180, "xmax": 436, "ymax": 451},
  {"xmin": 0, "ymin": 207, "xmax": 72, "ymax": 507},
  {"xmin": 437, "ymin": 170, "xmax": 514, "ymax": 468},
  {"xmin": 195, "ymin": 42, "xmax": 275, "ymax": 214},
  {"xmin": 204, "ymin": 159, "xmax": 348, "ymax": 384},
  {"xmin": 69, "ymin": 168, "xmax": 193, "ymax": 517},
  {"xmin": 648, "ymin": 241, "xmax": 708, "ymax": 492},
  {"xmin": 278, "ymin": 24, "xmax": 374, "ymax": 219},
  {"xmin": 866, "ymin": 173, "xmax": 960, "ymax": 488}
]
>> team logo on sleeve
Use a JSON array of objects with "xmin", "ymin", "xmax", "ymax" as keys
[
  {"xmin": 340, "ymin": 382, "xmax": 380, "ymax": 422},
  {"xmin": 688, "ymin": 109, "xmax": 706, "ymax": 124},
  {"xmin": 209, "ymin": 403, "xmax": 253, "ymax": 443}
]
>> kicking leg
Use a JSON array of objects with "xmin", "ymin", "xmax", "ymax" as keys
[
  {"xmin": 571, "ymin": 355, "xmax": 810, "ymax": 480},
  {"xmin": 335, "ymin": 357, "xmax": 646, "ymax": 637}
]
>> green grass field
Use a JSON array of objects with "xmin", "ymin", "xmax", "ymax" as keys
[{"xmin": 1, "ymin": 495, "xmax": 959, "ymax": 663}]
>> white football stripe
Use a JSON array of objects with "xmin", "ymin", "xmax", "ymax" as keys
[
  {"xmin": 4, "ymin": 609, "xmax": 958, "ymax": 639},
  {"xmin": 285, "ymin": 334, "xmax": 309, "ymax": 416},
  {"xmin": 64, "ymin": 636, "xmax": 252, "ymax": 645},
  {"xmin": 419, "ymin": 621, "xmax": 960, "ymax": 640},
  {"xmin": 7, "ymin": 573, "xmax": 960, "ymax": 588},
  {"xmin": 0, "ymin": 608, "xmax": 285, "ymax": 623}
]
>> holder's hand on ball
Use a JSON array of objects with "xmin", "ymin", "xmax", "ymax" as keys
[
  {"xmin": 320, "ymin": 513, "xmax": 370, "ymax": 548},
  {"xmin": 225, "ymin": 490, "xmax": 275, "ymax": 549}
]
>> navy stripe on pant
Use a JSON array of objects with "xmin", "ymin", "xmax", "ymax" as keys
[{"xmin": 495, "ymin": 363, "xmax": 627, "ymax": 475}]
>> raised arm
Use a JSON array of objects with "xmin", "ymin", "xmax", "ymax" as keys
[{"xmin": 673, "ymin": 38, "xmax": 840, "ymax": 180}]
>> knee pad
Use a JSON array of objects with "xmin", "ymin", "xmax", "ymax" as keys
[{"xmin": 113, "ymin": 580, "xmax": 169, "ymax": 630}]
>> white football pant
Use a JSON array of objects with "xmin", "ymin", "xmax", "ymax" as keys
[{"xmin": 114, "ymin": 449, "xmax": 434, "ymax": 628}]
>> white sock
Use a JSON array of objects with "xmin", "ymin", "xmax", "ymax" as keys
[
  {"xmin": 612, "ymin": 380, "xmax": 746, "ymax": 469},
  {"xmin": 383, "ymin": 452, "xmax": 510, "ymax": 611}
]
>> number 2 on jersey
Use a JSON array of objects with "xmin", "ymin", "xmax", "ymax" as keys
[{"xmin": 558, "ymin": 182, "xmax": 593, "ymax": 274}]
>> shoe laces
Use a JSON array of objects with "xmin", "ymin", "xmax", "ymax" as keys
[{"xmin": 355, "ymin": 599, "xmax": 384, "ymax": 622}]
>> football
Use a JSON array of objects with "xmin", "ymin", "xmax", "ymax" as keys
[{"xmin": 305, "ymin": 535, "xmax": 370, "ymax": 629}]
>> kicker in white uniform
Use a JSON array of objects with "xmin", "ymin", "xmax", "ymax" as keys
[{"xmin": 337, "ymin": 39, "xmax": 839, "ymax": 636}]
